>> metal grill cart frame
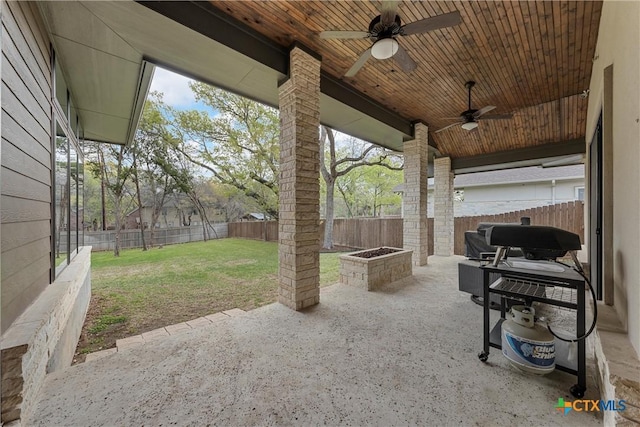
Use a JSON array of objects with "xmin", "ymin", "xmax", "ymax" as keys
[{"xmin": 478, "ymin": 261, "xmax": 587, "ymax": 398}]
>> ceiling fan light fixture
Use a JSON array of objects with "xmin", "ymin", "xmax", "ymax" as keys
[
  {"xmin": 461, "ymin": 121, "xmax": 479, "ymax": 131},
  {"xmin": 371, "ymin": 38, "xmax": 399, "ymax": 60}
]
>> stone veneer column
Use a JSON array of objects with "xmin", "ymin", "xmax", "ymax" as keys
[
  {"xmin": 402, "ymin": 122, "xmax": 428, "ymax": 266},
  {"xmin": 434, "ymin": 157, "xmax": 454, "ymax": 256},
  {"xmin": 277, "ymin": 46, "xmax": 321, "ymax": 310}
]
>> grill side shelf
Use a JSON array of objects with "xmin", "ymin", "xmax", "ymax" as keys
[{"xmin": 489, "ymin": 277, "xmax": 578, "ymax": 309}]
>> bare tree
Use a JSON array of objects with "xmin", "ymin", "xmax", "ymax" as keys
[
  {"xmin": 88, "ymin": 142, "xmax": 135, "ymax": 256},
  {"xmin": 320, "ymin": 126, "xmax": 402, "ymax": 249}
]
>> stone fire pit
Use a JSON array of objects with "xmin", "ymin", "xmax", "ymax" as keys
[{"xmin": 339, "ymin": 246, "xmax": 413, "ymax": 291}]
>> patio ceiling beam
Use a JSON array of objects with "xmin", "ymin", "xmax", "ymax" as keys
[
  {"xmin": 136, "ymin": 1, "xmax": 414, "ymax": 139},
  {"xmin": 319, "ymin": 73, "xmax": 413, "ymax": 138},
  {"xmin": 451, "ymin": 138, "xmax": 585, "ymax": 173},
  {"xmin": 138, "ymin": 1, "xmax": 288, "ymax": 73}
]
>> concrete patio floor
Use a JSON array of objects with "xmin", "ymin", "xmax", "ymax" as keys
[{"xmin": 26, "ymin": 256, "xmax": 601, "ymax": 426}]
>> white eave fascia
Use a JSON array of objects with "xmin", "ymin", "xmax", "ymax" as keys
[{"xmin": 125, "ymin": 59, "xmax": 156, "ymax": 147}]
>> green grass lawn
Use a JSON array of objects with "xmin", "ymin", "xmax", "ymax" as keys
[{"xmin": 77, "ymin": 238, "xmax": 341, "ymax": 359}]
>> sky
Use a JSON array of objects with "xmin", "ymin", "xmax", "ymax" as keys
[
  {"xmin": 147, "ymin": 66, "xmax": 356, "ymax": 144},
  {"xmin": 148, "ymin": 66, "xmax": 210, "ymax": 112}
]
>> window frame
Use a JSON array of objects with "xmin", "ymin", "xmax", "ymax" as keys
[{"xmin": 51, "ymin": 49, "xmax": 85, "ymax": 280}]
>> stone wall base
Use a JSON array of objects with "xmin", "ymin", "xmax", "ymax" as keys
[
  {"xmin": 1, "ymin": 247, "xmax": 92, "ymax": 424},
  {"xmin": 591, "ymin": 304, "xmax": 640, "ymax": 426}
]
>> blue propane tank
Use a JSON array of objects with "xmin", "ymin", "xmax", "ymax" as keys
[{"xmin": 501, "ymin": 305, "xmax": 555, "ymax": 375}]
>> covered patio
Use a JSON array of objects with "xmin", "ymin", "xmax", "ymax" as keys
[
  {"xmin": 26, "ymin": 256, "xmax": 600, "ymax": 426},
  {"xmin": 3, "ymin": 1, "xmax": 639, "ymax": 425}
]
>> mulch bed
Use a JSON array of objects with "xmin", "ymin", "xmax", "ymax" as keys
[{"xmin": 350, "ymin": 247, "xmax": 399, "ymax": 258}]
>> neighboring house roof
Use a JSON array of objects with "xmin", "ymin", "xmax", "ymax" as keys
[
  {"xmin": 394, "ymin": 164, "xmax": 584, "ymax": 193},
  {"xmin": 242, "ymin": 213, "xmax": 268, "ymax": 220}
]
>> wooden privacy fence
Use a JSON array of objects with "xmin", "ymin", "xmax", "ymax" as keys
[
  {"xmin": 228, "ymin": 201, "xmax": 584, "ymax": 256},
  {"xmin": 228, "ymin": 221, "xmax": 278, "ymax": 242},
  {"xmin": 329, "ymin": 218, "xmax": 403, "ymax": 249},
  {"xmin": 453, "ymin": 201, "xmax": 584, "ymax": 255},
  {"xmin": 229, "ymin": 218, "xmax": 434, "ymax": 254}
]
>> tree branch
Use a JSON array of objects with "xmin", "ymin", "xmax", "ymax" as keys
[
  {"xmin": 333, "ymin": 144, "xmax": 378, "ymax": 167},
  {"xmin": 319, "ymin": 126, "xmax": 331, "ymax": 183}
]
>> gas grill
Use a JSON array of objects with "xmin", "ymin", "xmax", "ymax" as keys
[{"xmin": 478, "ymin": 225, "xmax": 589, "ymax": 398}]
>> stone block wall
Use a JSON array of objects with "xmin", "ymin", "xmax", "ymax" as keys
[
  {"xmin": 277, "ymin": 46, "xmax": 321, "ymax": 310},
  {"xmin": 402, "ymin": 122, "xmax": 429, "ymax": 266},
  {"xmin": 434, "ymin": 157, "xmax": 454, "ymax": 256},
  {"xmin": 1, "ymin": 247, "xmax": 92, "ymax": 423},
  {"xmin": 591, "ymin": 305, "xmax": 640, "ymax": 426},
  {"xmin": 339, "ymin": 248, "xmax": 413, "ymax": 291}
]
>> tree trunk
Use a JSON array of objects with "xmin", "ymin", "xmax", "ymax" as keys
[
  {"xmin": 150, "ymin": 203, "xmax": 162, "ymax": 248},
  {"xmin": 99, "ymin": 151, "xmax": 107, "ymax": 231},
  {"xmin": 323, "ymin": 178, "xmax": 335, "ymax": 249},
  {"xmin": 132, "ymin": 153, "xmax": 148, "ymax": 251},
  {"xmin": 149, "ymin": 191, "xmax": 166, "ymax": 248},
  {"xmin": 113, "ymin": 196, "xmax": 121, "ymax": 257},
  {"xmin": 189, "ymin": 195, "xmax": 210, "ymax": 241}
]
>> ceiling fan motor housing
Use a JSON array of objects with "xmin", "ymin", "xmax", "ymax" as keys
[
  {"xmin": 368, "ymin": 14, "xmax": 402, "ymax": 38},
  {"xmin": 462, "ymin": 110, "xmax": 478, "ymax": 121}
]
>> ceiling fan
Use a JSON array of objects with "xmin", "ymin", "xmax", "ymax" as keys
[
  {"xmin": 435, "ymin": 81, "xmax": 513, "ymax": 133},
  {"xmin": 319, "ymin": 1, "xmax": 461, "ymax": 77}
]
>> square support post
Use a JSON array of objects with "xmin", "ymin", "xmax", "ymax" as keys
[
  {"xmin": 277, "ymin": 46, "xmax": 321, "ymax": 310},
  {"xmin": 402, "ymin": 122, "xmax": 428, "ymax": 266},
  {"xmin": 434, "ymin": 157, "xmax": 454, "ymax": 256}
]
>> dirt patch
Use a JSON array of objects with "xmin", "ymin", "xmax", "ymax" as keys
[{"xmin": 73, "ymin": 295, "xmax": 129, "ymax": 364}]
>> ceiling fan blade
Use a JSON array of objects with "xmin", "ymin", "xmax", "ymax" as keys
[
  {"xmin": 478, "ymin": 113, "xmax": 513, "ymax": 120},
  {"xmin": 473, "ymin": 105, "xmax": 496, "ymax": 118},
  {"xmin": 435, "ymin": 121, "xmax": 463, "ymax": 134},
  {"xmin": 380, "ymin": 0, "xmax": 400, "ymax": 27},
  {"xmin": 401, "ymin": 11, "xmax": 462, "ymax": 35},
  {"xmin": 345, "ymin": 49, "xmax": 372, "ymax": 77},
  {"xmin": 393, "ymin": 44, "xmax": 417, "ymax": 73},
  {"xmin": 319, "ymin": 30, "xmax": 370, "ymax": 40}
]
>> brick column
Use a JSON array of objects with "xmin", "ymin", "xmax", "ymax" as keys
[
  {"xmin": 277, "ymin": 46, "xmax": 321, "ymax": 310},
  {"xmin": 434, "ymin": 157, "xmax": 454, "ymax": 256},
  {"xmin": 402, "ymin": 122, "xmax": 428, "ymax": 266}
]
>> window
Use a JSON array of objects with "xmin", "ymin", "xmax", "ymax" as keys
[
  {"xmin": 78, "ymin": 125, "xmax": 85, "ymax": 246},
  {"xmin": 575, "ymin": 186, "xmax": 585, "ymax": 201},
  {"xmin": 54, "ymin": 59, "xmax": 68, "ymax": 118},
  {"xmin": 52, "ymin": 52, "xmax": 84, "ymax": 278},
  {"xmin": 70, "ymin": 99, "xmax": 79, "ymax": 138},
  {"xmin": 69, "ymin": 143, "xmax": 78, "ymax": 255},
  {"xmin": 54, "ymin": 121, "xmax": 69, "ymax": 276}
]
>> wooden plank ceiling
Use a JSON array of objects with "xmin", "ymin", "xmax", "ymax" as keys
[{"xmin": 208, "ymin": 1, "xmax": 602, "ymax": 159}]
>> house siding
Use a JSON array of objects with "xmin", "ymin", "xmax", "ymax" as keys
[
  {"xmin": 586, "ymin": 0, "xmax": 640, "ymax": 355},
  {"xmin": 1, "ymin": 3, "xmax": 94, "ymax": 423},
  {"xmin": 1, "ymin": 0, "xmax": 52, "ymax": 334},
  {"xmin": 426, "ymin": 178, "xmax": 584, "ymax": 217}
]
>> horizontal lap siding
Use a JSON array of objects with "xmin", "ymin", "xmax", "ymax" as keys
[{"xmin": 1, "ymin": 1, "xmax": 52, "ymax": 333}]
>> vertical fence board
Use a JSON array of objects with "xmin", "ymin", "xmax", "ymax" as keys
[{"xmin": 224, "ymin": 202, "xmax": 584, "ymax": 256}]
